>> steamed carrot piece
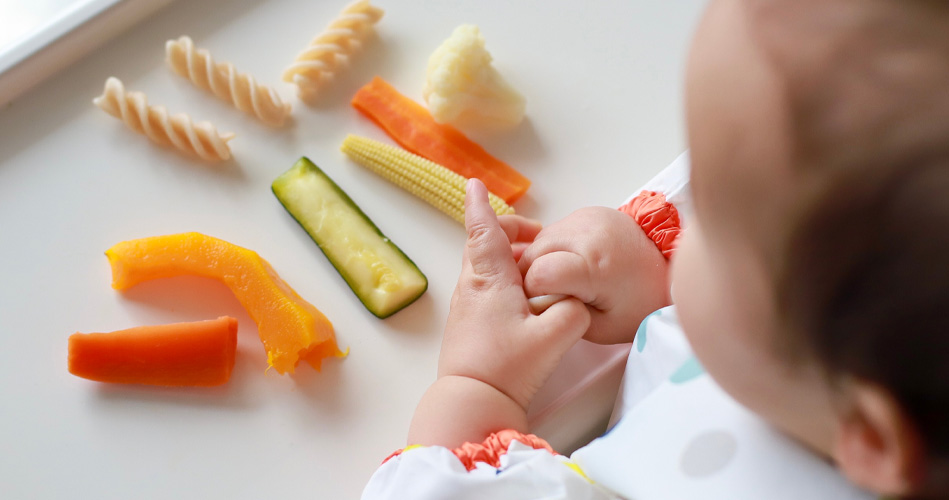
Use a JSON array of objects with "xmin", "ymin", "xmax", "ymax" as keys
[
  {"xmin": 68, "ymin": 316, "xmax": 238, "ymax": 387},
  {"xmin": 351, "ymin": 76, "xmax": 531, "ymax": 204}
]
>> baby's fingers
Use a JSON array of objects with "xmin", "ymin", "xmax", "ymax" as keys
[
  {"xmin": 499, "ymin": 215, "xmax": 541, "ymax": 263},
  {"xmin": 463, "ymin": 179, "xmax": 521, "ymax": 287},
  {"xmin": 527, "ymin": 293, "xmax": 569, "ymax": 315},
  {"xmin": 511, "ymin": 242, "xmax": 531, "ymax": 263},
  {"xmin": 531, "ymin": 296, "xmax": 590, "ymax": 353},
  {"xmin": 524, "ymin": 251, "xmax": 596, "ymax": 304},
  {"xmin": 498, "ymin": 215, "xmax": 543, "ymax": 245}
]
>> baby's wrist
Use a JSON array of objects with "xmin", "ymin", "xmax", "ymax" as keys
[
  {"xmin": 437, "ymin": 372, "xmax": 529, "ymax": 411},
  {"xmin": 618, "ymin": 190, "xmax": 683, "ymax": 260},
  {"xmin": 408, "ymin": 375, "xmax": 529, "ymax": 448}
]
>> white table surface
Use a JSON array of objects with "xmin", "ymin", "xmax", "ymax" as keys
[{"xmin": 0, "ymin": 0, "xmax": 704, "ymax": 498}]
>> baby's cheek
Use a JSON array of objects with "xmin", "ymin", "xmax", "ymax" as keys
[
  {"xmin": 669, "ymin": 233, "xmax": 698, "ymax": 323},
  {"xmin": 670, "ymin": 231, "xmax": 723, "ymax": 362}
]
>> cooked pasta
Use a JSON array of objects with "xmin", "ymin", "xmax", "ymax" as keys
[
  {"xmin": 166, "ymin": 36, "xmax": 291, "ymax": 126},
  {"xmin": 93, "ymin": 77, "xmax": 235, "ymax": 162},
  {"xmin": 282, "ymin": 0, "xmax": 384, "ymax": 102}
]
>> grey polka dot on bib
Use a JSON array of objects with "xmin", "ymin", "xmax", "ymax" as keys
[{"xmin": 679, "ymin": 430, "xmax": 738, "ymax": 478}]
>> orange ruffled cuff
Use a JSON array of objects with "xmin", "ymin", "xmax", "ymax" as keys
[
  {"xmin": 383, "ymin": 429, "xmax": 556, "ymax": 472},
  {"xmin": 618, "ymin": 190, "xmax": 682, "ymax": 260}
]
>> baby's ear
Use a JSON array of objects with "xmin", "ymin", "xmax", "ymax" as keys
[{"xmin": 833, "ymin": 381, "xmax": 926, "ymax": 496}]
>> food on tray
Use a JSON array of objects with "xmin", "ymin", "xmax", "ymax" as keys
[
  {"xmin": 340, "ymin": 134, "xmax": 515, "ymax": 223},
  {"xmin": 424, "ymin": 25, "xmax": 526, "ymax": 127},
  {"xmin": 93, "ymin": 77, "xmax": 235, "ymax": 162},
  {"xmin": 352, "ymin": 77, "xmax": 531, "ymax": 203},
  {"xmin": 272, "ymin": 157, "xmax": 428, "ymax": 319},
  {"xmin": 105, "ymin": 233, "xmax": 344, "ymax": 374},
  {"xmin": 68, "ymin": 316, "xmax": 238, "ymax": 386},
  {"xmin": 166, "ymin": 36, "xmax": 291, "ymax": 127},
  {"xmin": 282, "ymin": 0, "xmax": 384, "ymax": 103}
]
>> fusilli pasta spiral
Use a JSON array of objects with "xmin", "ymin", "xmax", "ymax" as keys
[
  {"xmin": 282, "ymin": 0, "xmax": 384, "ymax": 102},
  {"xmin": 166, "ymin": 36, "xmax": 291, "ymax": 126},
  {"xmin": 93, "ymin": 77, "xmax": 235, "ymax": 162}
]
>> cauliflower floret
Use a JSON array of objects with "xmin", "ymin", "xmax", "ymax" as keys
[{"xmin": 423, "ymin": 25, "xmax": 526, "ymax": 127}]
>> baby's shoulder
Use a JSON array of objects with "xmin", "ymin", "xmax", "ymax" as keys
[{"xmin": 576, "ymin": 306, "xmax": 874, "ymax": 500}]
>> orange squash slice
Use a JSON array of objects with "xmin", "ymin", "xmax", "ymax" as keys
[{"xmin": 105, "ymin": 232, "xmax": 344, "ymax": 374}]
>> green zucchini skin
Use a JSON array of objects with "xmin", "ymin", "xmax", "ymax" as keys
[{"xmin": 272, "ymin": 157, "xmax": 428, "ymax": 318}]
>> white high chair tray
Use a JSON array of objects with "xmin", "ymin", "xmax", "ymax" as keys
[{"xmin": 0, "ymin": 1, "xmax": 704, "ymax": 498}]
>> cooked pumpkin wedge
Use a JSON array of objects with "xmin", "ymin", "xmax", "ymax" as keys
[{"xmin": 105, "ymin": 232, "xmax": 343, "ymax": 374}]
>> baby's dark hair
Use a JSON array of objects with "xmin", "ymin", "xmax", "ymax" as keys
[
  {"xmin": 749, "ymin": 0, "xmax": 949, "ymax": 493},
  {"xmin": 780, "ymin": 155, "xmax": 949, "ymax": 493}
]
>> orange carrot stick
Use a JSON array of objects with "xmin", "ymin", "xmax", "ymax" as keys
[
  {"xmin": 68, "ymin": 316, "xmax": 238, "ymax": 387},
  {"xmin": 351, "ymin": 76, "xmax": 531, "ymax": 204}
]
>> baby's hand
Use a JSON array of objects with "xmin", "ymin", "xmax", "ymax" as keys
[
  {"xmin": 438, "ymin": 180, "xmax": 591, "ymax": 411},
  {"xmin": 408, "ymin": 180, "xmax": 590, "ymax": 447},
  {"xmin": 518, "ymin": 207, "xmax": 671, "ymax": 344}
]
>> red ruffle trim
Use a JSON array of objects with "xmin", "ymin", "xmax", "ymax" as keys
[
  {"xmin": 452, "ymin": 430, "xmax": 556, "ymax": 471},
  {"xmin": 618, "ymin": 190, "xmax": 682, "ymax": 260},
  {"xmin": 382, "ymin": 430, "xmax": 556, "ymax": 471}
]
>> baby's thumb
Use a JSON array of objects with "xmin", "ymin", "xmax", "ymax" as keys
[
  {"xmin": 464, "ymin": 179, "xmax": 518, "ymax": 284},
  {"xmin": 534, "ymin": 296, "xmax": 590, "ymax": 351}
]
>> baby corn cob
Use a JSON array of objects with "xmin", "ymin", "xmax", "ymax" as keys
[{"xmin": 340, "ymin": 135, "xmax": 515, "ymax": 223}]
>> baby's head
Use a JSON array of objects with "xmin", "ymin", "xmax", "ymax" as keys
[{"xmin": 672, "ymin": 0, "xmax": 949, "ymax": 496}]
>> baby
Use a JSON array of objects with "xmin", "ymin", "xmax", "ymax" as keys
[{"xmin": 364, "ymin": 0, "xmax": 949, "ymax": 498}]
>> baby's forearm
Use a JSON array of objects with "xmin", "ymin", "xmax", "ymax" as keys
[{"xmin": 407, "ymin": 375, "xmax": 529, "ymax": 448}]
